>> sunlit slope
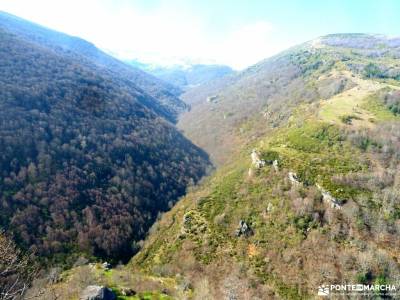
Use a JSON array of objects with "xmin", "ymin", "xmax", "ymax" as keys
[
  {"xmin": 178, "ymin": 34, "xmax": 400, "ymax": 165},
  {"xmin": 133, "ymin": 88, "xmax": 400, "ymax": 298},
  {"xmin": 130, "ymin": 35, "xmax": 400, "ymax": 299}
]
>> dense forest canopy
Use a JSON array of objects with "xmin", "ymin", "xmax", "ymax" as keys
[
  {"xmin": 0, "ymin": 11, "xmax": 186, "ymax": 123},
  {"xmin": 0, "ymin": 14, "xmax": 211, "ymax": 264}
]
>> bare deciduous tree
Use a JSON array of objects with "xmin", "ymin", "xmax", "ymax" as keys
[{"xmin": 0, "ymin": 232, "xmax": 36, "ymax": 300}]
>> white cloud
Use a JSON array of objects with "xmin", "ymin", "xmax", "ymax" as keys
[
  {"xmin": 102, "ymin": 19, "xmax": 288, "ymax": 70},
  {"xmin": 212, "ymin": 21, "xmax": 278, "ymax": 69},
  {"xmin": 0, "ymin": 0, "xmax": 290, "ymax": 69}
]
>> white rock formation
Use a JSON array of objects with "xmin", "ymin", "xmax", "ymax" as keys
[
  {"xmin": 272, "ymin": 160, "xmax": 279, "ymax": 172},
  {"xmin": 251, "ymin": 149, "xmax": 266, "ymax": 168},
  {"xmin": 80, "ymin": 286, "xmax": 116, "ymax": 300},
  {"xmin": 102, "ymin": 262, "xmax": 111, "ymax": 270},
  {"xmin": 316, "ymin": 184, "xmax": 342, "ymax": 210},
  {"xmin": 288, "ymin": 172, "xmax": 301, "ymax": 186},
  {"xmin": 235, "ymin": 220, "xmax": 253, "ymax": 237}
]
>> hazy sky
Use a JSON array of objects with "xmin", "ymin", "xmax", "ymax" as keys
[{"xmin": 1, "ymin": 0, "xmax": 399, "ymax": 69}]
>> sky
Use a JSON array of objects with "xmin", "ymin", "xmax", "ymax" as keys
[{"xmin": 1, "ymin": 0, "xmax": 399, "ymax": 69}]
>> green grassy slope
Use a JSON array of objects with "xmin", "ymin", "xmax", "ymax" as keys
[
  {"xmin": 131, "ymin": 96, "xmax": 400, "ymax": 298},
  {"xmin": 129, "ymin": 35, "xmax": 400, "ymax": 298}
]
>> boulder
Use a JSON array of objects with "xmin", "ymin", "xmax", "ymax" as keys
[
  {"xmin": 102, "ymin": 262, "xmax": 111, "ymax": 270},
  {"xmin": 272, "ymin": 160, "xmax": 279, "ymax": 172},
  {"xmin": 288, "ymin": 172, "xmax": 301, "ymax": 186},
  {"xmin": 235, "ymin": 220, "xmax": 253, "ymax": 237},
  {"xmin": 80, "ymin": 286, "xmax": 116, "ymax": 300},
  {"xmin": 121, "ymin": 288, "xmax": 136, "ymax": 296},
  {"xmin": 316, "ymin": 184, "xmax": 342, "ymax": 210}
]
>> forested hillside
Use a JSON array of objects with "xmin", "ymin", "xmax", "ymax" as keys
[
  {"xmin": 0, "ymin": 11, "xmax": 185, "ymax": 123},
  {"xmin": 41, "ymin": 34, "xmax": 400, "ymax": 299},
  {"xmin": 0, "ymin": 13, "xmax": 210, "ymax": 265}
]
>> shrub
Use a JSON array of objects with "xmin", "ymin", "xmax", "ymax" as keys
[{"xmin": 363, "ymin": 63, "xmax": 384, "ymax": 78}]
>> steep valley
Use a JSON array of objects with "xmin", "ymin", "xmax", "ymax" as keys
[
  {"xmin": 33, "ymin": 34, "xmax": 400, "ymax": 299},
  {"xmin": 0, "ymin": 11, "xmax": 211, "ymax": 272}
]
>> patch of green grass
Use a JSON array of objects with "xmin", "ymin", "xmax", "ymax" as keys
[
  {"xmin": 319, "ymin": 95, "xmax": 362, "ymax": 124},
  {"xmin": 113, "ymin": 289, "xmax": 173, "ymax": 300},
  {"xmin": 292, "ymin": 215, "xmax": 319, "ymax": 234},
  {"xmin": 266, "ymin": 121, "xmax": 367, "ymax": 200},
  {"xmin": 340, "ymin": 114, "xmax": 362, "ymax": 124},
  {"xmin": 198, "ymin": 168, "xmax": 244, "ymax": 221},
  {"xmin": 251, "ymin": 257, "xmax": 309, "ymax": 299},
  {"xmin": 260, "ymin": 150, "xmax": 280, "ymax": 163},
  {"xmin": 277, "ymin": 122, "xmax": 344, "ymax": 153},
  {"xmin": 355, "ymin": 271, "xmax": 371, "ymax": 284},
  {"xmin": 361, "ymin": 94, "xmax": 400, "ymax": 121},
  {"xmin": 103, "ymin": 269, "xmax": 113, "ymax": 279}
]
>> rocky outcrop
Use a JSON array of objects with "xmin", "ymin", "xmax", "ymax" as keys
[
  {"xmin": 120, "ymin": 288, "xmax": 136, "ymax": 296},
  {"xmin": 235, "ymin": 220, "xmax": 253, "ymax": 237},
  {"xmin": 102, "ymin": 262, "xmax": 111, "ymax": 270},
  {"xmin": 316, "ymin": 184, "xmax": 342, "ymax": 209},
  {"xmin": 206, "ymin": 95, "xmax": 218, "ymax": 103},
  {"xmin": 251, "ymin": 149, "xmax": 266, "ymax": 168},
  {"xmin": 80, "ymin": 286, "xmax": 116, "ymax": 300},
  {"xmin": 272, "ymin": 160, "xmax": 279, "ymax": 172},
  {"xmin": 288, "ymin": 172, "xmax": 301, "ymax": 186},
  {"xmin": 287, "ymin": 171, "xmax": 342, "ymax": 209}
]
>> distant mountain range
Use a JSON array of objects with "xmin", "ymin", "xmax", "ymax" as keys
[{"xmin": 127, "ymin": 60, "xmax": 235, "ymax": 89}]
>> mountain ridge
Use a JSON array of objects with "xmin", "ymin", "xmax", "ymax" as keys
[
  {"xmin": 178, "ymin": 33, "xmax": 400, "ymax": 165},
  {"xmin": 0, "ymin": 10, "xmax": 186, "ymax": 123}
]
